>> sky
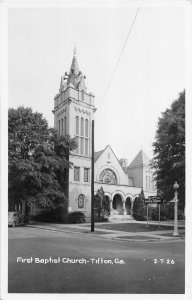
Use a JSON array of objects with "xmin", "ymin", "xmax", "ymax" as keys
[{"xmin": 8, "ymin": 4, "xmax": 185, "ymax": 164}]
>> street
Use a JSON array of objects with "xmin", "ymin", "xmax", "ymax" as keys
[{"xmin": 8, "ymin": 226, "xmax": 185, "ymax": 294}]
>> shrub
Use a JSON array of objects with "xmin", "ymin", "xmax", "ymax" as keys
[
  {"xmin": 94, "ymin": 187, "xmax": 110, "ymax": 221},
  {"xmin": 34, "ymin": 207, "xmax": 68, "ymax": 223},
  {"xmin": 68, "ymin": 211, "xmax": 85, "ymax": 223},
  {"xmin": 150, "ymin": 206, "xmax": 167, "ymax": 221},
  {"xmin": 133, "ymin": 197, "xmax": 185, "ymax": 221},
  {"xmin": 149, "ymin": 203, "xmax": 185, "ymax": 221},
  {"xmin": 133, "ymin": 198, "xmax": 147, "ymax": 221}
]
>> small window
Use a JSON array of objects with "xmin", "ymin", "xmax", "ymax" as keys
[
  {"xmin": 84, "ymin": 168, "xmax": 89, "ymax": 182},
  {"xmin": 108, "ymin": 153, "xmax": 110, "ymax": 159},
  {"xmin": 74, "ymin": 167, "xmax": 80, "ymax": 181}
]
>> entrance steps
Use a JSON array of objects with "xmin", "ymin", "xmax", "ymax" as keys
[{"xmin": 108, "ymin": 215, "xmax": 134, "ymax": 223}]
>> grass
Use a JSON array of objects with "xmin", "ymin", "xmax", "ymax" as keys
[
  {"xmin": 115, "ymin": 236, "xmax": 161, "ymax": 240},
  {"xmin": 95, "ymin": 223, "xmax": 174, "ymax": 232},
  {"xmin": 160, "ymin": 232, "xmax": 185, "ymax": 239}
]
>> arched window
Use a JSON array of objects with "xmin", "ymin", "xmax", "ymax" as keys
[
  {"xmin": 99, "ymin": 169, "xmax": 117, "ymax": 184},
  {"xmin": 76, "ymin": 116, "xmax": 79, "ymax": 135},
  {"xmin": 85, "ymin": 119, "xmax": 88, "ymax": 137},
  {"xmin": 85, "ymin": 119, "xmax": 89, "ymax": 156},
  {"xmin": 58, "ymin": 120, "xmax": 60, "ymax": 134},
  {"xmin": 81, "ymin": 117, "xmax": 84, "ymax": 136},
  {"xmin": 61, "ymin": 118, "xmax": 63, "ymax": 135},
  {"xmin": 64, "ymin": 116, "xmax": 67, "ymax": 135},
  {"xmin": 78, "ymin": 194, "xmax": 85, "ymax": 209}
]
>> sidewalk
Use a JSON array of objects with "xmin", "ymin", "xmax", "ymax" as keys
[{"xmin": 27, "ymin": 220, "xmax": 185, "ymax": 242}]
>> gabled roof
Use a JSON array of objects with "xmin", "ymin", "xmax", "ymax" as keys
[
  {"xmin": 128, "ymin": 150, "xmax": 150, "ymax": 168},
  {"xmin": 94, "ymin": 149, "xmax": 105, "ymax": 162},
  {"xmin": 94, "ymin": 145, "xmax": 127, "ymax": 174}
]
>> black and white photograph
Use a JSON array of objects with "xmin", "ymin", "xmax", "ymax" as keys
[{"xmin": 1, "ymin": 0, "xmax": 192, "ymax": 298}]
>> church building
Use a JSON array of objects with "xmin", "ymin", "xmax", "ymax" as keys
[{"xmin": 52, "ymin": 50, "xmax": 156, "ymax": 220}]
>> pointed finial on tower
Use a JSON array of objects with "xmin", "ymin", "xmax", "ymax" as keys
[{"xmin": 73, "ymin": 44, "xmax": 77, "ymax": 56}]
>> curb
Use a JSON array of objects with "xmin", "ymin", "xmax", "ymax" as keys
[{"xmin": 27, "ymin": 224, "xmax": 184, "ymax": 243}]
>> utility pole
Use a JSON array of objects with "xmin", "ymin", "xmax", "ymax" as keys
[{"xmin": 91, "ymin": 120, "xmax": 95, "ymax": 232}]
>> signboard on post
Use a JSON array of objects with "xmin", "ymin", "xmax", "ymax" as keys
[
  {"xmin": 144, "ymin": 199, "xmax": 153, "ymax": 204},
  {"xmin": 148, "ymin": 196, "xmax": 162, "ymax": 204}
]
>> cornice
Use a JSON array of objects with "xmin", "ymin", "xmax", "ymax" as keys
[{"xmin": 74, "ymin": 106, "xmax": 91, "ymax": 115}]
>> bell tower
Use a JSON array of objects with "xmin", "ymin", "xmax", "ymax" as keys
[{"xmin": 53, "ymin": 49, "xmax": 96, "ymax": 218}]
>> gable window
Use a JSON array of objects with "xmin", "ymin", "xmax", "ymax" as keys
[
  {"xmin": 74, "ymin": 167, "xmax": 80, "ymax": 181},
  {"xmin": 99, "ymin": 169, "xmax": 117, "ymax": 184}
]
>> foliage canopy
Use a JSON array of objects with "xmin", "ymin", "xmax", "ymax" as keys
[
  {"xmin": 8, "ymin": 107, "xmax": 77, "ymax": 211},
  {"xmin": 152, "ymin": 91, "xmax": 185, "ymax": 209}
]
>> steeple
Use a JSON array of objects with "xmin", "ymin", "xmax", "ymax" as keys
[
  {"xmin": 69, "ymin": 46, "xmax": 79, "ymax": 76},
  {"xmin": 66, "ymin": 48, "xmax": 87, "ymax": 91}
]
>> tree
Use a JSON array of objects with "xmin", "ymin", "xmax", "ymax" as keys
[
  {"xmin": 8, "ymin": 107, "xmax": 77, "ymax": 217},
  {"xmin": 94, "ymin": 186, "xmax": 110, "ymax": 221},
  {"xmin": 119, "ymin": 158, "xmax": 128, "ymax": 173},
  {"xmin": 132, "ymin": 189, "xmax": 146, "ymax": 221},
  {"xmin": 152, "ymin": 91, "xmax": 185, "ymax": 210}
]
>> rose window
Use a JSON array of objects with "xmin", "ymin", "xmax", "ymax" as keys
[{"xmin": 99, "ymin": 169, "xmax": 117, "ymax": 184}]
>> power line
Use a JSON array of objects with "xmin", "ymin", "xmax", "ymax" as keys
[{"xmin": 97, "ymin": 7, "xmax": 140, "ymax": 112}]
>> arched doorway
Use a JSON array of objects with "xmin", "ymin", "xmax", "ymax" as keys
[
  {"xmin": 125, "ymin": 197, "xmax": 131, "ymax": 215},
  {"xmin": 113, "ymin": 194, "xmax": 123, "ymax": 215}
]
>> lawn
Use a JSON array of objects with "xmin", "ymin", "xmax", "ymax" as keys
[{"xmin": 95, "ymin": 222, "xmax": 174, "ymax": 232}]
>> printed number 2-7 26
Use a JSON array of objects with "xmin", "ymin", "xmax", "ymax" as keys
[{"xmin": 154, "ymin": 259, "xmax": 175, "ymax": 264}]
